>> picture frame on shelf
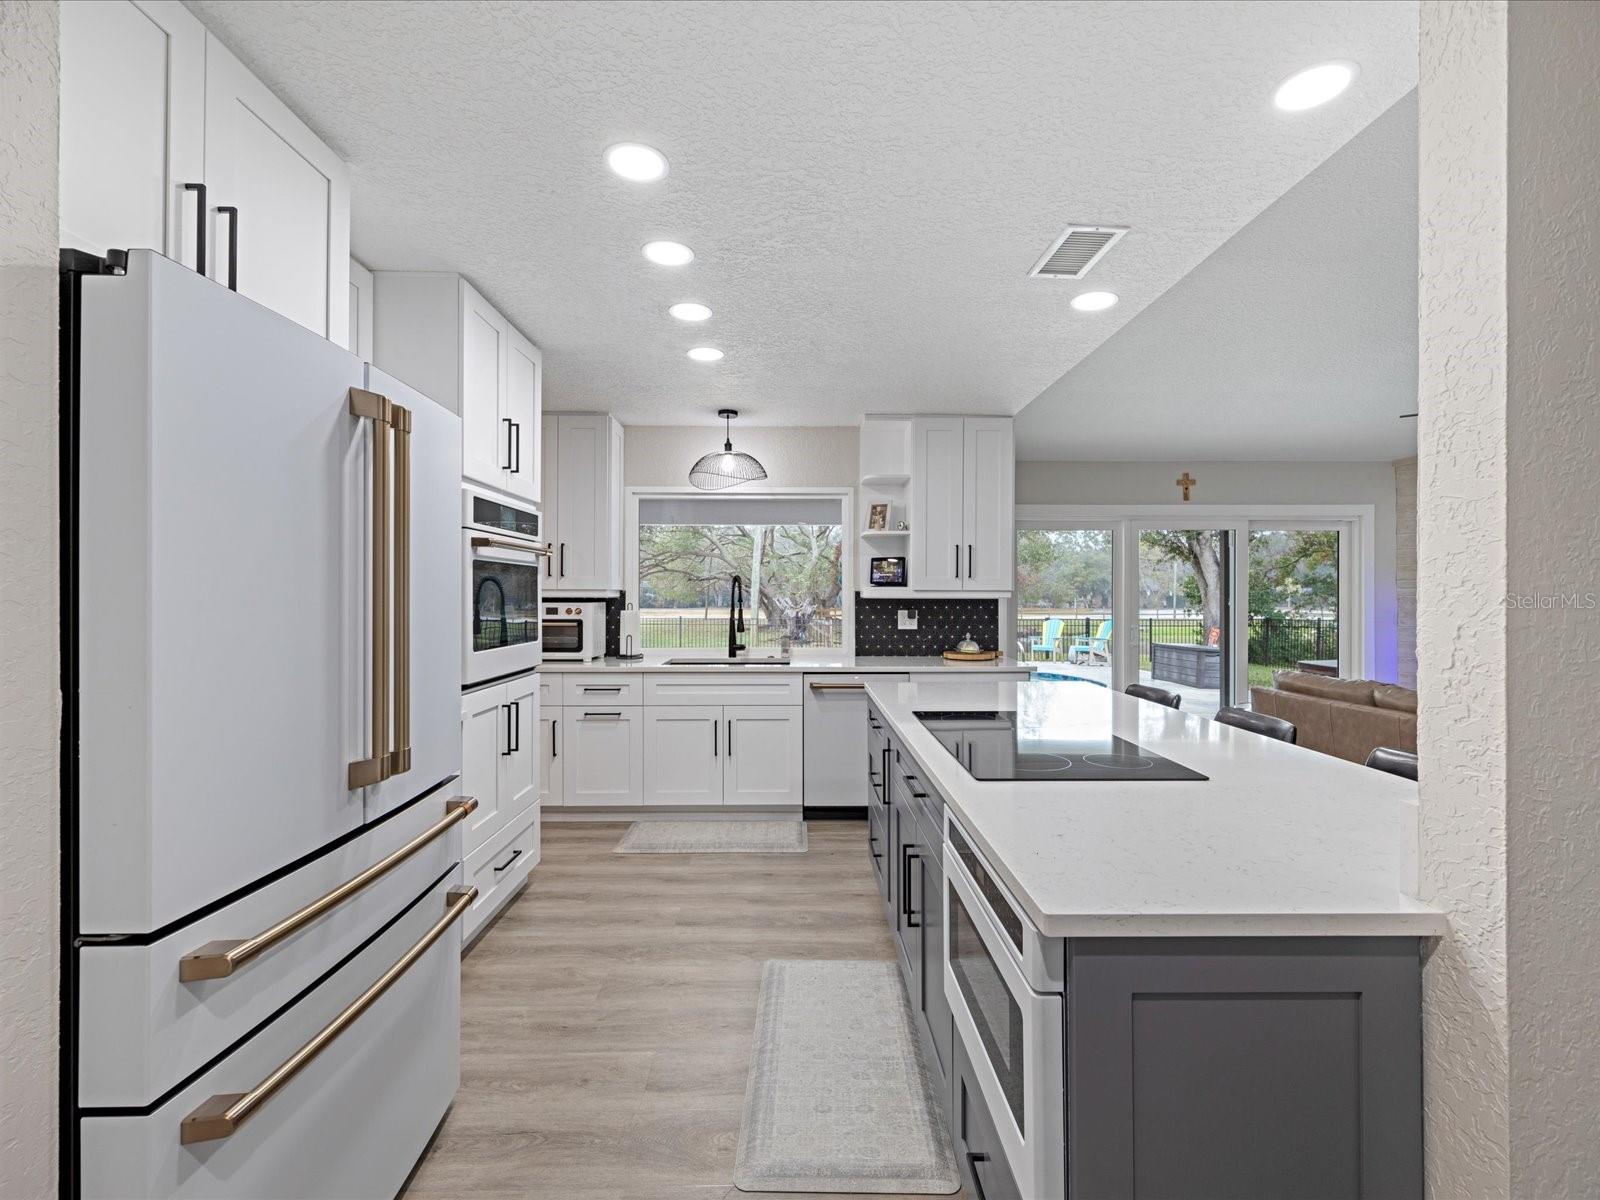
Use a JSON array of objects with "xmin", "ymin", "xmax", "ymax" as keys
[
  {"xmin": 867, "ymin": 502, "xmax": 890, "ymax": 530},
  {"xmin": 870, "ymin": 556, "xmax": 906, "ymax": 586}
]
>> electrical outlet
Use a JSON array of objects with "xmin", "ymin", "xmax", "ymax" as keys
[{"xmin": 897, "ymin": 609, "xmax": 918, "ymax": 631}]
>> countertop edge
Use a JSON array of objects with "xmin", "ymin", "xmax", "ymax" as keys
[{"xmin": 538, "ymin": 656, "xmax": 1030, "ymax": 675}]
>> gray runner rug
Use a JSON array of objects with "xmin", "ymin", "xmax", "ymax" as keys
[
  {"xmin": 734, "ymin": 960, "xmax": 960, "ymax": 1194},
  {"xmin": 614, "ymin": 820, "xmax": 808, "ymax": 854}
]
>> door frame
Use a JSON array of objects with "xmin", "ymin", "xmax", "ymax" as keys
[{"xmin": 1015, "ymin": 504, "xmax": 1376, "ymax": 704}]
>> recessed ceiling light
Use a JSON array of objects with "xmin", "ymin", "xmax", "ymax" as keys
[
  {"xmin": 687, "ymin": 347, "xmax": 724, "ymax": 363},
  {"xmin": 1273, "ymin": 62, "xmax": 1357, "ymax": 112},
  {"xmin": 669, "ymin": 302, "xmax": 712, "ymax": 322},
  {"xmin": 605, "ymin": 142, "xmax": 668, "ymax": 182},
  {"xmin": 1070, "ymin": 291, "xmax": 1118, "ymax": 312},
  {"xmin": 643, "ymin": 240, "xmax": 694, "ymax": 266}
]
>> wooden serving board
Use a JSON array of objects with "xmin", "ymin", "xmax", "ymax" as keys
[{"xmin": 942, "ymin": 649, "xmax": 1002, "ymax": 662}]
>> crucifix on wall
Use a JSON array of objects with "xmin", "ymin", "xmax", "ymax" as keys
[{"xmin": 1176, "ymin": 471, "xmax": 1197, "ymax": 501}]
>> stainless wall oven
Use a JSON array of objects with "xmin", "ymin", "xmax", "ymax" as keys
[
  {"xmin": 944, "ymin": 813, "xmax": 1066, "ymax": 1199},
  {"xmin": 462, "ymin": 485, "xmax": 544, "ymax": 684}
]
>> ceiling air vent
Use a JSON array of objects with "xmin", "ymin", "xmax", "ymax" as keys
[{"xmin": 1028, "ymin": 224, "xmax": 1129, "ymax": 279}]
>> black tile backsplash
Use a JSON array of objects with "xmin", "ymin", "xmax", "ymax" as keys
[{"xmin": 854, "ymin": 594, "xmax": 1000, "ymax": 656}]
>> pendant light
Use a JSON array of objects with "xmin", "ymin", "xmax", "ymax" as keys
[{"xmin": 689, "ymin": 409, "xmax": 768, "ymax": 490}]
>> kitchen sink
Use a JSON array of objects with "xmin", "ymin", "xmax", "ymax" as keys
[{"xmin": 663, "ymin": 657, "xmax": 792, "ymax": 666}]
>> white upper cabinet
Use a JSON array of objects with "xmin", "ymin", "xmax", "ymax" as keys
[
  {"xmin": 60, "ymin": 0, "xmax": 204, "ymax": 265},
  {"xmin": 373, "ymin": 273, "xmax": 541, "ymax": 501},
  {"xmin": 910, "ymin": 418, "xmax": 967, "ymax": 591},
  {"xmin": 909, "ymin": 416, "xmax": 1014, "ymax": 593},
  {"xmin": 348, "ymin": 258, "xmax": 375, "ymax": 360},
  {"xmin": 202, "ymin": 33, "xmax": 350, "ymax": 345},
  {"xmin": 60, "ymin": 2, "xmax": 350, "ymax": 347},
  {"xmin": 543, "ymin": 413, "xmax": 624, "ymax": 594}
]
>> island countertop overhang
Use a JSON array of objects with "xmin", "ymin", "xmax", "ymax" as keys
[{"xmin": 868, "ymin": 678, "xmax": 1447, "ymax": 939}]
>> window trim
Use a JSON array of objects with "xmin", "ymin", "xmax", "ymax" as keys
[
  {"xmin": 625, "ymin": 486, "xmax": 856, "ymax": 652},
  {"xmin": 1014, "ymin": 503, "xmax": 1376, "ymax": 698}
]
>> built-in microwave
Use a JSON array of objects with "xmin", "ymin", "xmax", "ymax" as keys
[
  {"xmin": 462, "ymin": 485, "xmax": 545, "ymax": 685},
  {"xmin": 541, "ymin": 601, "xmax": 607, "ymax": 661}
]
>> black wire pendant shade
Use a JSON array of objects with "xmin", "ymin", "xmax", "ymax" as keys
[{"xmin": 689, "ymin": 408, "xmax": 768, "ymax": 490}]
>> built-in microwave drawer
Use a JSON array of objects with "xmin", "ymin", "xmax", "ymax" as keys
[
  {"xmin": 77, "ymin": 794, "xmax": 467, "ymax": 1107},
  {"xmin": 562, "ymin": 673, "xmax": 643, "ymax": 707},
  {"xmin": 79, "ymin": 868, "xmax": 465, "ymax": 1200}
]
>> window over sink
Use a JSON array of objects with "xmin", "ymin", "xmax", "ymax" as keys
[{"xmin": 631, "ymin": 493, "xmax": 849, "ymax": 651}]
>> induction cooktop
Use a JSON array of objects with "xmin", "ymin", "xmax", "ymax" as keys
[{"xmin": 914, "ymin": 710, "xmax": 1209, "ymax": 782}]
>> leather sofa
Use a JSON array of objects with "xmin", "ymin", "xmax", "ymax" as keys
[{"xmin": 1249, "ymin": 671, "xmax": 1417, "ymax": 765}]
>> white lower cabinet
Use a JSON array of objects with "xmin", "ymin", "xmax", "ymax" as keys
[
  {"xmin": 540, "ymin": 708, "xmax": 563, "ymax": 806},
  {"xmin": 462, "ymin": 802, "xmax": 539, "ymax": 944},
  {"xmin": 643, "ymin": 706, "xmax": 725, "ymax": 806},
  {"xmin": 459, "ymin": 675, "xmax": 540, "ymax": 938},
  {"xmin": 724, "ymin": 706, "xmax": 804, "ymax": 806},
  {"xmin": 565, "ymin": 708, "xmax": 645, "ymax": 806}
]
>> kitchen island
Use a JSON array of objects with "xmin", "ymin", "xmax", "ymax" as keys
[{"xmin": 865, "ymin": 677, "xmax": 1443, "ymax": 1200}]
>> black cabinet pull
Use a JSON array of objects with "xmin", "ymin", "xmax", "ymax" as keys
[
  {"xmin": 903, "ymin": 772, "xmax": 927, "ymax": 799},
  {"xmin": 503, "ymin": 418, "xmax": 514, "ymax": 470},
  {"xmin": 713, "ymin": 720, "xmax": 719, "ymax": 758},
  {"xmin": 510, "ymin": 700, "xmax": 520, "ymax": 753},
  {"xmin": 493, "ymin": 847, "xmax": 523, "ymax": 874},
  {"xmin": 901, "ymin": 846, "xmax": 921, "ymax": 927},
  {"xmin": 217, "ymin": 205, "xmax": 238, "ymax": 291},
  {"xmin": 183, "ymin": 183, "xmax": 207, "ymax": 275},
  {"xmin": 954, "ymin": 543, "xmax": 959, "ymax": 578},
  {"xmin": 868, "ymin": 831, "xmax": 881, "ymax": 861},
  {"xmin": 501, "ymin": 704, "xmax": 513, "ymax": 756},
  {"xmin": 510, "ymin": 421, "xmax": 521, "ymax": 474},
  {"xmin": 559, "ymin": 542, "xmax": 566, "ymax": 577},
  {"xmin": 967, "ymin": 544, "xmax": 973, "ymax": 579},
  {"xmin": 966, "ymin": 1152, "xmax": 990, "ymax": 1200},
  {"xmin": 551, "ymin": 718, "xmax": 558, "ymax": 759},
  {"xmin": 727, "ymin": 719, "xmax": 734, "ymax": 756}
]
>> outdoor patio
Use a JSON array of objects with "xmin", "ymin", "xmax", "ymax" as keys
[{"xmin": 1027, "ymin": 660, "xmax": 1224, "ymax": 718}]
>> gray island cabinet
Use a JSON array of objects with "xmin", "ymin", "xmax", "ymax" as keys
[{"xmin": 864, "ymin": 679, "xmax": 1446, "ymax": 1200}]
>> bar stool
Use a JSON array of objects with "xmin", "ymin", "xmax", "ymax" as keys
[
  {"xmin": 1125, "ymin": 683, "xmax": 1181, "ymax": 709},
  {"xmin": 1214, "ymin": 706, "xmax": 1297, "ymax": 743},
  {"xmin": 1365, "ymin": 746, "xmax": 1418, "ymax": 780}
]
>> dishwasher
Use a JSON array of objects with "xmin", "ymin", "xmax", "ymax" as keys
[{"xmin": 803, "ymin": 673, "xmax": 909, "ymax": 810}]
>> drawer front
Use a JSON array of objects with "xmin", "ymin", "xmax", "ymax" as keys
[
  {"xmin": 538, "ymin": 673, "xmax": 559, "ymax": 707},
  {"xmin": 562, "ymin": 673, "xmax": 643, "ymax": 707},
  {"xmin": 78, "ymin": 794, "xmax": 465, "ymax": 1107},
  {"xmin": 462, "ymin": 803, "xmax": 539, "ymax": 943},
  {"xmin": 643, "ymin": 672, "xmax": 802, "ymax": 707},
  {"xmin": 81, "ymin": 868, "xmax": 464, "ymax": 1200},
  {"xmin": 953, "ymin": 1037, "xmax": 1025, "ymax": 1200}
]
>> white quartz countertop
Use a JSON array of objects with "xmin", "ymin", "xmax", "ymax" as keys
[
  {"xmin": 869, "ymin": 678, "xmax": 1446, "ymax": 938},
  {"xmin": 540, "ymin": 652, "xmax": 1029, "ymax": 674}
]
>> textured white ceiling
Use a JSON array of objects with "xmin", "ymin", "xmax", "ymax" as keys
[
  {"xmin": 1017, "ymin": 90, "xmax": 1420, "ymax": 461},
  {"xmin": 189, "ymin": 0, "xmax": 1418, "ymax": 430}
]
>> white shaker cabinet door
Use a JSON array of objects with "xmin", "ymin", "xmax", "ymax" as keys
[
  {"xmin": 540, "ymin": 709, "xmax": 563, "ymax": 807},
  {"xmin": 564, "ymin": 709, "xmax": 644, "ymax": 806},
  {"xmin": 724, "ymin": 707, "xmax": 803, "ymax": 807},
  {"xmin": 460, "ymin": 279, "xmax": 509, "ymax": 490},
  {"xmin": 910, "ymin": 417, "xmax": 965, "ymax": 591},
  {"xmin": 552, "ymin": 415, "xmax": 606, "ymax": 590},
  {"xmin": 541, "ymin": 413, "xmax": 560, "ymax": 559},
  {"xmin": 500, "ymin": 676, "xmax": 539, "ymax": 821},
  {"xmin": 203, "ymin": 32, "xmax": 350, "ymax": 345},
  {"xmin": 643, "ymin": 706, "xmax": 724, "ymax": 806},
  {"xmin": 60, "ymin": 0, "xmax": 205, "ymax": 263},
  {"xmin": 504, "ymin": 327, "xmax": 542, "ymax": 504},
  {"xmin": 460, "ymin": 684, "xmax": 509, "ymax": 855},
  {"xmin": 961, "ymin": 417, "xmax": 1015, "ymax": 591}
]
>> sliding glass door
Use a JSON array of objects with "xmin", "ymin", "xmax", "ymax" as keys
[
  {"xmin": 1246, "ymin": 523, "xmax": 1351, "ymax": 685},
  {"xmin": 1134, "ymin": 527, "xmax": 1234, "ymax": 717},
  {"xmin": 1014, "ymin": 527, "xmax": 1116, "ymax": 685}
]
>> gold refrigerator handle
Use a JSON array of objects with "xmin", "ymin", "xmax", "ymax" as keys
[
  {"xmin": 388, "ymin": 401, "xmax": 412, "ymax": 777},
  {"xmin": 179, "ymin": 886, "xmax": 477, "ymax": 1146},
  {"xmin": 177, "ymin": 798, "xmax": 476, "ymax": 983},
  {"xmin": 348, "ymin": 387, "xmax": 392, "ymax": 789}
]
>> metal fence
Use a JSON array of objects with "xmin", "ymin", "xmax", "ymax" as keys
[
  {"xmin": 640, "ymin": 614, "xmax": 845, "ymax": 649},
  {"xmin": 1016, "ymin": 615, "xmax": 1338, "ymax": 667}
]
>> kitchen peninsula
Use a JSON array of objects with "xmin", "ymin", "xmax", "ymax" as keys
[{"xmin": 866, "ymin": 677, "xmax": 1444, "ymax": 1200}]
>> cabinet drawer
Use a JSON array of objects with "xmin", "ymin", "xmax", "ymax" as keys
[
  {"xmin": 462, "ymin": 803, "xmax": 539, "ymax": 944},
  {"xmin": 562, "ymin": 673, "xmax": 643, "ymax": 707},
  {"xmin": 538, "ymin": 673, "xmax": 560, "ymax": 707},
  {"xmin": 953, "ymin": 1037, "xmax": 1024, "ymax": 1200},
  {"xmin": 78, "ymin": 794, "xmax": 466, "ymax": 1107},
  {"xmin": 80, "ymin": 868, "xmax": 464, "ymax": 1200},
  {"xmin": 644, "ymin": 673, "xmax": 802, "ymax": 707}
]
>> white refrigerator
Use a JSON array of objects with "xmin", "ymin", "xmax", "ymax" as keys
[{"xmin": 63, "ymin": 249, "xmax": 466, "ymax": 1199}]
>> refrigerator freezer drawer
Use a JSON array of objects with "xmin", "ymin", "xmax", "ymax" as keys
[
  {"xmin": 77, "ymin": 793, "xmax": 466, "ymax": 1108},
  {"xmin": 79, "ymin": 868, "xmax": 464, "ymax": 1200}
]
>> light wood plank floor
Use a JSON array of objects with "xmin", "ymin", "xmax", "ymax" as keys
[{"xmin": 403, "ymin": 819, "xmax": 966, "ymax": 1200}]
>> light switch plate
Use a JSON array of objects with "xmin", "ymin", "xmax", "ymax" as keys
[{"xmin": 897, "ymin": 609, "xmax": 918, "ymax": 630}]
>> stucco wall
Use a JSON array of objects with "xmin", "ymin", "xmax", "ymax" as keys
[
  {"xmin": 1504, "ymin": 2, "xmax": 1600, "ymax": 1195},
  {"xmin": 1015, "ymin": 459, "xmax": 1402, "ymax": 682},
  {"xmin": 0, "ymin": 2, "xmax": 60, "ymax": 1196},
  {"xmin": 1417, "ymin": 2, "xmax": 1511, "ymax": 1196}
]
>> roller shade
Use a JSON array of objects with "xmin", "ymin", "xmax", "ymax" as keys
[{"xmin": 639, "ymin": 496, "xmax": 842, "ymax": 526}]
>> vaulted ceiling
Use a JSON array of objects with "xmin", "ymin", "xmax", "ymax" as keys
[{"xmin": 190, "ymin": 0, "xmax": 1419, "ymax": 457}]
